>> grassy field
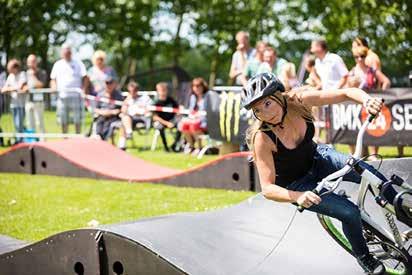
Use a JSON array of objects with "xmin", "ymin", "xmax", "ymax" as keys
[
  {"xmin": 0, "ymin": 174, "xmax": 254, "ymax": 241},
  {"xmin": 0, "ymin": 110, "xmax": 410, "ymax": 242}
]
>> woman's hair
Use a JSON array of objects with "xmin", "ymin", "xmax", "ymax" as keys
[
  {"xmin": 305, "ymin": 55, "xmax": 316, "ymax": 68},
  {"xmin": 352, "ymin": 46, "xmax": 368, "ymax": 57},
  {"xmin": 7, "ymin": 59, "xmax": 20, "ymax": 73},
  {"xmin": 246, "ymin": 91, "xmax": 314, "ymax": 160},
  {"xmin": 192, "ymin": 77, "xmax": 208, "ymax": 95},
  {"xmin": 92, "ymin": 50, "xmax": 107, "ymax": 65},
  {"xmin": 353, "ymin": 37, "xmax": 369, "ymax": 48},
  {"xmin": 127, "ymin": 80, "xmax": 139, "ymax": 91}
]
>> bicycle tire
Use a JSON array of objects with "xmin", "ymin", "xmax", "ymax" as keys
[{"xmin": 318, "ymin": 214, "xmax": 411, "ymax": 275}]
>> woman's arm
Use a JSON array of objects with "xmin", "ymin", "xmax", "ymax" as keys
[
  {"xmin": 255, "ymin": 132, "xmax": 298, "ymax": 202},
  {"xmin": 298, "ymin": 87, "xmax": 370, "ymax": 107},
  {"xmin": 375, "ymin": 70, "xmax": 391, "ymax": 90},
  {"xmin": 254, "ymin": 132, "xmax": 321, "ymax": 207},
  {"xmin": 311, "ymin": 71, "xmax": 322, "ymax": 90}
]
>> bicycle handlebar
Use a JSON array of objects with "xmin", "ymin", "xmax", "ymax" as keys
[{"xmin": 297, "ymin": 113, "xmax": 377, "ymax": 212}]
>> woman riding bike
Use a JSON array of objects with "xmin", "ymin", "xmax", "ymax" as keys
[{"xmin": 241, "ymin": 72, "xmax": 400, "ymax": 275}]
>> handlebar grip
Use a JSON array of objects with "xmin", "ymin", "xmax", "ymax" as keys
[
  {"xmin": 368, "ymin": 114, "xmax": 376, "ymax": 122},
  {"xmin": 297, "ymin": 189, "xmax": 320, "ymax": 213}
]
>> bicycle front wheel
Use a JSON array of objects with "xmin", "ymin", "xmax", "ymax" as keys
[{"xmin": 318, "ymin": 214, "xmax": 412, "ymax": 275}]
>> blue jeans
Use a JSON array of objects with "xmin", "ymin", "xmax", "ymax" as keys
[
  {"xmin": 287, "ymin": 144, "xmax": 394, "ymax": 257},
  {"xmin": 11, "ymin": 107, "xmax": 25, "ymax": 142}
]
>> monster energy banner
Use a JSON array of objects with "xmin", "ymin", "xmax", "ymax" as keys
[
  {"xmin": 328, "ymin": 88, "xmax": 412, "ymax": 146},
  {"xmin": 206, "ymin": 90, "xmax": 252, "ymax": 144}
]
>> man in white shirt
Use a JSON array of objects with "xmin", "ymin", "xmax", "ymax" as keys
[
  {"xmin": 50, "ymin": 43, "xmax": 88, "ymax": 133},
  {"xmin": 311, "ymin": 39, "xmax": 348, "ymax": 89},
  {"xmin": 229, "ymin": 31, "xmax": 256, "ymax": 85}
]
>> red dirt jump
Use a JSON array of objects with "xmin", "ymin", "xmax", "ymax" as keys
[{"xmin": 0, "ymin": 139, "xmax": 256, "ymax": 191}]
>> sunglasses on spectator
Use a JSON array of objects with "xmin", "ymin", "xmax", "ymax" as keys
[
  {"xmin": 354, "ymin": 55, "xmax": 366, "ymax": 59},
  {"xmin": 106, "ymin": 81, "xmax": 114, "ymax": 84}
]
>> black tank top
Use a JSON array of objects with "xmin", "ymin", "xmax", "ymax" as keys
[{"xmin": 263, "ymin": 121, "xmax": 317, "ymax": 188}]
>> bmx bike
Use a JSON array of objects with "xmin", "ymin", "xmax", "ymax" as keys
[{"xmin": 298, "ymin": 114, "xmax": 412, "ymax": 275}]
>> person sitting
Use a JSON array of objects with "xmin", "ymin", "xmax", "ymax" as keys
[
  {"xmin": 117, "ymin": 81, "xmax": 153, "ymax": 150},
  {"xmin": 93, "ymin": 76, "xmax": 123, "ymax": 140},
  {"xmin": 152, "ymin": 82, "xmax": 182, "ymax": 152},
  {"xmin": 1, "ymin": 59, "xmax": 28, "ymax": 143},
  {"xmin": 178, "ymin": 77, "xmax": 208, "ymax": 156}
]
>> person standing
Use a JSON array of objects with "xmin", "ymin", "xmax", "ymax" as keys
[
  {"xmin": 229, "ymin": 31, "xmax": 255, "ymax": 85},
  {"xmin": 345, "ymin": 46, "xmax": 391, "ymax": 159},
  {"xmin": 241, "ymin": 41, "xmax": 267, "ymax": 86},
  {"xmin": 50, "ymin": 43, "xmax": 88, "ymax": 134},
  {"xmin": 256, "ymin": 46, "xmax": 288, "ymax": 77},
  {"xmin": 25, "ymin": 54, "xmax": 48, "ymax": 134},
  {"xmin": 1, "ymin": 59, "xmax": 28, "ymax": 143},
  {"xmin": 88, "ymin": 50, "xmax": 117, "ymax": 95},
  {"xmin": 352, "ymin": 37, "xmax": 381, "ymax": 70},
  {"xmin": 310, "ymin": 39, "xmax": 348, "ymax": 89}
]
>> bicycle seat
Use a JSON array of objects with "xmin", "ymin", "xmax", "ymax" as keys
[{"xmin": 394, "ymin": 190, "xmax": 412, "ymax": 227}]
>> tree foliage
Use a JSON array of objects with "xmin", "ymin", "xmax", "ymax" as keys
[{"xmin": 0, "ymin": 0, "xmax": 410, "ymax": 85}]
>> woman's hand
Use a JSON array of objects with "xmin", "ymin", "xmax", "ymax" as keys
[
  {"xmin": 363, "ymin": 97, "xmax": 383, "ymax": 115},
  {"xmin": 296, "ymin": 191, "xmax": 322, "ymax": 208}
]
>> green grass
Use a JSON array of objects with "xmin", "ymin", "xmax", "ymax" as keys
[{"xmin": 0, "ymin": 173, "xmax": 254, "ymax": 241}]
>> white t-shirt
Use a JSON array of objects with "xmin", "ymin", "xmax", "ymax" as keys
[
  {"xmin": 4, "ymin": 71, "xmax": 27, "ymax": 108},
  {"xmin": 315, "ymin": 52, "xmax": 348, "ymax": 90},
  {"xmin": 126, "ymin": 95, "xmax": 154, "ymax": 116},
  {"xmin": 50, "ymin": 59, "xmax": 86, "ymax": 98}
]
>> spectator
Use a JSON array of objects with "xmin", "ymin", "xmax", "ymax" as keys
[
  {"xmin": 352, "ymin": 37, "xmax": 381, "ymax": 70},
  {"xmin": 117, "ymin": 81, "xmax": 153, "ymax": 150},
  {"xmin": 50, "ymin": 43, "xmax": 88, "ymax": 134},
  {"xmin": 346, "ymin": 46, "xmax": 391, "ymax": 160},
  {"xmin": 178, "ymin": 77, "xmax": 208, "ymax": 156},
  {"xmin": 25, "ymin": 54, "xmax": 48, "ymax": 134},
  {"xmin": 88, "ymin": 50, "xmax": 117, "ymax": 95},
  {"xmin": 241, "ymin": 40, "xmax": 267, "ymax": 86},
  {"xmin": 94, "ymin": 76, "xmax": 123, "ymax": 140},
  {"xmin": 279, "ymin": 62, "xmax": 299, "ymax": 91},
  {"xmin": 304, "ymin": 55, "xmax": 322, "ymax": 90},
  {"xmin": 346, "ymin": 46, "xmax": 390, "ymax": 91},
  {"xmin": 310, "ymin": 39, "xmax": 348, "ymax": 89},
  {"xmin": 256, "ymin": 46, "xmax": 288, "ymax": 77},
  {"xmin": 303, "ymin": 55, "xmax": 323, "ymax": 143},
  {"xmin": 152, "ymin": 82, "xmax": 182, "ymax": 152},
  {"xmin": 229, "ymin": 31, "xmax": 255, "ymax": 85},
  {"xmin": 0, "ymin": 64, "xmax": 5, "ymax": 145},
  {"xmin": 1, "ymin": 59, "xmax": 28, "ymax": 143}
]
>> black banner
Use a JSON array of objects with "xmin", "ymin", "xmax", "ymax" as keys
[
  {"xmin": 206, "ymin": 90, "xmax": 252, "ymax": 144},
  {"xmin": 328, "ymin": 88, "xmax": 412, "ymax": 146}
]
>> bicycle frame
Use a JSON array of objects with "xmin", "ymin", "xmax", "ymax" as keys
[
  {"xmin": 356, "ymin": 168, "xmax": 405, "ymax": 248},
  {"xmin": 310, "ymin": 113, "xmax": 409, "ymax": 250}
]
